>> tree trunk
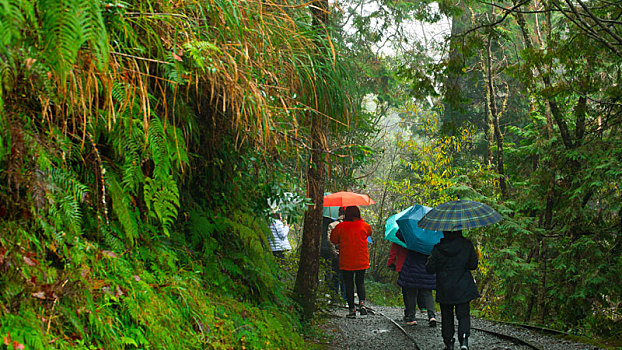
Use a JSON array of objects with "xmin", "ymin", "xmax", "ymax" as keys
[
  {"xmin": 485, "ymin": 36, "xmax": 508, "ymax": 198},
  {"xmin": 513, "ymin": 1, "xmax": 573, "ymax": 150},
  {"xmin": 479, "ymin": 45, "xmax": 494, "ymax": 167},
  {"xmin": 293, "ymin": 121, "xmax": 325, "ymax": 318},
  {"xmin": 293, "ymin": 0, "xmax": 329, "ymax": 320}
]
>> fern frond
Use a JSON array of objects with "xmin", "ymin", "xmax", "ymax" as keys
[
  {"xmin": 144, "ymin": 174, "xmax": 179, "ymax": 237},
  {"xmin": 147, "ymin": 116, "xmax": 171, "ymax": 179},
  {"xmin": 107, "ymin": 173, "xmax": 139, "ymax": 246},
  {"xmin": 38, "ymin": 0, "xmax": 109, "ymax": 78},
  {"xmin": 83, "ymin": 0, "xmax": 109, "ymax": 68},
  {"xmin": 59, "ymin": 193, "xmax": 82, "ymax": 235},
  {"xmin": 101, "ymin": 226, "xmax": 124, "ymax": 252},
  {"xmin": 0, "ymin": 0, "xmax": 20, "ymax": 48},
  {"xmin": 166, "ymin": 125, "xmax": 189, "ymax": 174},
  {"xmin": 39, "ymin": 0, "xmax": 84, "ymax": 76}
]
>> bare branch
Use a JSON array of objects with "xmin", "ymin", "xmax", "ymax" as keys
[
  {"xmin": 480, "ymin": 1, "xmax": 552, "ymax": 14},
  {"xmin": 551, "ymin": 0, "xmax": 622, "ymax": 57},
  {"xmin": 574, "ymin": 0, "xmax": 622, "ymax": 46},
  {"xmin": 455, "ymin": 0, "xmax": 531, "ymax": 38}
]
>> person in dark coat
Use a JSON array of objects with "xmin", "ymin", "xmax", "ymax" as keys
[
  {"xmin": 321, "ymin": 207, "xmax": 346, "ymax": 303},
  {"xmin": 321, "ymin": 215, "xmax": 341, "ymax": 299},
  {"xmin": 426, "ymin": 230, "xmax": 479, "ymax": 350},
  {"xmin": 396, "ymin": 231, "xmax": 438, "ymax": 326},
  {"xmin": 387, "ymin": 242, "xmax": 408, "ymax": 319}
]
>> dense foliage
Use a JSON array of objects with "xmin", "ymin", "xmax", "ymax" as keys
[
  {"xmin": 1, "ymin": 0, "xmax": 620, "ymax": 348},
  {"xmin": 354, "ymin": 0, "xmax": 621, "ymax": 345},
  {"xmin": 0, "ymin": 0, "xmax": 353, "ymax": 348}
]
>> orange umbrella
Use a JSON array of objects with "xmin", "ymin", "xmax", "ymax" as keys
[{"xmin": 323, "ymin": 191, "xmax": 376, "ymax": 207}]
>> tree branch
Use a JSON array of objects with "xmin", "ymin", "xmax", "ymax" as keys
[{"xmin": 455, "ymin": 0, "xmax": 531, "ymax": 38}]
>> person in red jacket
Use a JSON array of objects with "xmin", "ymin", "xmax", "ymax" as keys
[{"xmin": 330, "ymin": 206, "xmax": 372, "ymax": 319}]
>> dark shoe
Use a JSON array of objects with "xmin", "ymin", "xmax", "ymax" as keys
[
  {"xmin": 346, "ymin": 309, "xmax": 356, "ymax": 319},
  {"xmin": 357, "ymin": 302, "xmax": 368, "ymax": 318},
  {"xmin": 459, "ymin": 335, "xmax": 468, "ymax": 350},
  {"xmin": 443, "ymin": 338, "xmax": 455, "ymax": 350},
  {"xmin": 358, "ymin": 306, "xmax": 368, "ymax": 318},
  {"xmin": 405, "ymin": 317, "xmax": 417, "ymax": 326},
  {"xmin": 428, "ymin": 317, "xmax": 437, "ymax": 327}
]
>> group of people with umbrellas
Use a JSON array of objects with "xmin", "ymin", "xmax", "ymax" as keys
[{"xmin": 322, "ymin": 191, "xmax": 502, "ymax": 350}]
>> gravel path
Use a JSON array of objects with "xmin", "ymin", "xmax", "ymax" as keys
[{"xmin": 320, "ymin": 304, "xmax": 604, "ymax": 350}]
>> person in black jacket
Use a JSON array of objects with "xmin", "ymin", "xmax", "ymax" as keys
[
  {"xmin": 395, "ymin": 231, "xmax": 438, "ymax": 326},
  {"xmin": 426, "ymin": 230, "xmax": 479, "ymax": 350}
]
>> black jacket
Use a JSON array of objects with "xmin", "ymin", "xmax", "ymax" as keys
[
  {"xmin": 426, "ymin": 233, "xmax": 479, "ymax": 304},
  {"xmin": 398, "ymin": 250, "xmax": 436, "ymax": 290}
]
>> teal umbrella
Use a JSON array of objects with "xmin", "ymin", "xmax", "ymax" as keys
[
  {"xmin": 322, "ymin": 192, "xmax": 340, "ymax": 219},
  {"xmin": 323, "ymin": 206, "xmax": 340, "ymax": 219},
  {"xmin": 396, "ymin": 204, "xmax": 444, "ymax": 254},
  {"xmin": 384, "ymin": 207, "xmax": 411, "ymax": 248}
]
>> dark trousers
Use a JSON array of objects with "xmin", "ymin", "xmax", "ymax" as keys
[
  {"xmin": 403, "ymin": 288, "xmax": 436, "ymax": 319},
  {"xmin": 324, "ymin": 257, "xmax": 345, "ymax": 301},
  {"xmin": 440, "ymin": 302, "xmax": 471, "ymax": 343},
  {"xmin": 272, "ymin": 250, "xmax": 286, "ymax": 259},
  {"xmin": 342, "ymin": 269, "xmax": 366, "ymax": 310},
  {"xmin": 337, "ymin": 268, "xmax": 347, "ymax": 302}
]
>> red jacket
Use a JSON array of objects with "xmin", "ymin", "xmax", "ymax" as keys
[
  {"xmin": 387, "ymin": 243, "xmax": 407, "ymax": 272},
  {"xmin": 330, "ymin": 219, "xmax": 372, "ymax": 271}
]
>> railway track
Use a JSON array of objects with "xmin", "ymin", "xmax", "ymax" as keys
[
  {"xmin": 371, "ymin": 308, "xmax": 422, "ymax": 350},
  {"xmin": 370, "ymin": 307, "xmax": 543, "ymax": 350}
]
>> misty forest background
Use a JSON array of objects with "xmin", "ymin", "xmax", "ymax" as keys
[{"xmin": 0, "ymin": 0, "xmax": 621, "ymax": 349}]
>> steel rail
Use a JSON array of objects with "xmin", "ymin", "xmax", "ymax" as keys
[
  {"xmin": 370, "ymin": 308, "xmax": 422, "ymax": 350},
  {"xmin": 471, "ymin": 326, "xmax": 543, "ymax": 350},
  {"xmin": 369, "ymin": 306, "xmax": 543, "ymax": 350},
  {"xmin": 343, "ymin": 305, "xmax": 545, "ymax": 349}
]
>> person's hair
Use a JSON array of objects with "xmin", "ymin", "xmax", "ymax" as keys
[
  {"xmin": 338, "ymin": 207, "xmax": 346, "ymax": 216},
  {"xmin": 443, "ymin": 230, "xmax": 463, "ymax": 238},
  {"xmin": 344, "ymin": 206, "xmax": 361, "ymax": 221},
  {"xmin": 396, "ymin": 230, "xmax": 405, "ymax": 244}
]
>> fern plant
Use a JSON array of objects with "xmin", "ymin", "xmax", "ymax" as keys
[
  {"xmin": 144, "ymin": 173, "xmax": 179, "ymax": 237},
  {"xmin": 38, "ymin": 0, "xmax": 108, "ymax": 79}
]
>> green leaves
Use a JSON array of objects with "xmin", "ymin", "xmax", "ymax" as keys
[
  {"xmin": 39, "ymin": 0, "xmax": 108, "ymax": 78},
  {"xmin": 144, "ymin": 174, "xmax": 179, "ymax": 237}
]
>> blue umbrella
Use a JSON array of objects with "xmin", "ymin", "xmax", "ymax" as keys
[
  {"xmin": 384, "ymin": 207, "xmax": 411, "ymax": 248},
  {"xmin": 396, "ymin": 204, "xmax": 444, "ymax": 254}
]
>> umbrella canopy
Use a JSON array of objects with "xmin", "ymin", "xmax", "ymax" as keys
[
  {"xmin": 396, "ymin": 205, "xmax": 444, "ymax": 254},
  {"xmin": 384, "ymin": 208, "xmax": 411, "ymax": 248},
  {"xmin": 323, "ymin": 206, "xmax": 340, "ymax": 219},
  {"xmin": 323, "ymin": 191, "xmax": 375, "ymax": 207},
  {"xmin": 417, "ymin": 200, "xmax": 503, "ymax": 231}
]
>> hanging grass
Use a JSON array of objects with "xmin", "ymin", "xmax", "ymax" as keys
[{"xmin": 0, "ymin": 0, "xmax": 357, "ymax": 348}]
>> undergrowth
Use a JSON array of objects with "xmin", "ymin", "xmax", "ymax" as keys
[
  {"xmin": 364, "ymin": 278, "xmax": 403, "ymax": 308},
  {"xmin": 0, "ymin": 209, "xmax": 305, "ymax": 349}
]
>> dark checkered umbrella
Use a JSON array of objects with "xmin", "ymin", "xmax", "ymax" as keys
[{"xmin": 417, "ymin": 200, "xmax": 502, "ymax": 231}]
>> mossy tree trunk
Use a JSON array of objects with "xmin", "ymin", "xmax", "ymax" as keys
[{"xmin": 293, "ymin": 0, "xmax": 329, "ymax": 320}]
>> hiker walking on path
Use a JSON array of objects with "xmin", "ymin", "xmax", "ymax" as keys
[
  {"xmin": 268, "ymin": 213, "xmax": 291, "ymax": 260},
  {"xmin": 426, "ymin": 230, "xmax": 479, "ymax": 350},
  {"xmin": 394, "ymin": 231, "xmax": 437, "ymax": 327},
  {"xmin": 330, "ymin": 206, "xmax": 372, "ymax": 319},
  {"xmin": 387, "ymin": 241, "xmax": 409, "ymax": 318},
  {"xmin": 321, "ymin": 207, "xmax": 345, "ymax": 303}
]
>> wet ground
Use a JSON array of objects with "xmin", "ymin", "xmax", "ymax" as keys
[{"xmin": 318, "ymin": 304, "xmax": 604, "ymax": 350}]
